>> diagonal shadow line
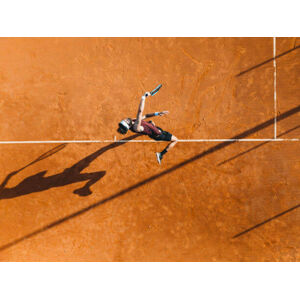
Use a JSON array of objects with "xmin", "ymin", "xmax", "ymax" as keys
[
  {"xmin": 236, "ymin": 45, "xmax": 300, "ymax": 77},
  {"xmin": 0, "ymin": 104, "xmax": 299, "ymax": 252},
  {"xmin": 218, "ymin": 125, "xmax": 300, "ymax": 166},
  {"xmin": 233, "ymin": 203, "xmax": 300, "ymax": 238}
]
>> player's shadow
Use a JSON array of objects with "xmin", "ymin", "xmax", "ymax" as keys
[{"xmin": 0, "ymin": 134, "xmax": 139, "ymax": 200}]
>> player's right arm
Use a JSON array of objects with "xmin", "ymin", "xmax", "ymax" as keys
[
  {"xmin": 133, "ymin": 92, "xmax": 150, "ymax": 131},
  {"xmin": 143, "ymin": 111, "xmax": 169, "ymax": 119}
]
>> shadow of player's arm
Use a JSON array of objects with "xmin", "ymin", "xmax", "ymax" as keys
[{"xmin": 65, "ymin": 134, "xmax": 140, "ymax": 174}]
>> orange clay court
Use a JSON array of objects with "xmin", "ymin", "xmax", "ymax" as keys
[{"xmin": 0, "ymin": 37, "xmax": 299, "ymax": 262}]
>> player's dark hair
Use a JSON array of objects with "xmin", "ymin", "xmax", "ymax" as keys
[
  {"xmin": 117, "ymin": 118, "xmax": 133, "ymax": 135},
  {"xmin": 117, "ymin": 126, "xmax": 127, "ymax": 134}
]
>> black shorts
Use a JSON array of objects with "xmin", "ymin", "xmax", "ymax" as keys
[{"xmin": 150, "ymin": 127, "xmax": 173, "ymax": 142}]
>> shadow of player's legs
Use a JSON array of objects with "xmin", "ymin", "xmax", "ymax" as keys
[{"xmin": 73, "ymin": 171, "xmax": 106, "ymax": 196}]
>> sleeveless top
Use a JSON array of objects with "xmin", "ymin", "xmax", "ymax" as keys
[{"xmin": 130, "ymin": 120, "xmax": 162, "ymax": 137}]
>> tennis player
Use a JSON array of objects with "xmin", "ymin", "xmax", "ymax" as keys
[{"xmin": 117, "ymin": 92, "xmax": 178, "ymax": 164}]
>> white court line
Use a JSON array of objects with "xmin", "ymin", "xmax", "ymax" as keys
[
  {"xmin": 0, "ymin": 138, "xmax": 299, "ymax": 144},
  {"xmin": 273, "ymin": 37, "xmax": 277, "ymax": 139},
  {"xmin": 1, "ymin": 39, "xmax": 295, "ymax": 145}
]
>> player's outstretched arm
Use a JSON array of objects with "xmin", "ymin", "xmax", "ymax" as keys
[
  {"xmin": 143, "ymin": 111, "xmax": 169, "ymax": 119},
  {"xmin": 134, "ymin": 92, "xmax": 150, "ymax": 131}
]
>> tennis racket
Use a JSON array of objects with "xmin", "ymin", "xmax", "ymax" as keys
[{"xmin": 150, "ymin": 84, "xmax": 162, "ymax": 96}]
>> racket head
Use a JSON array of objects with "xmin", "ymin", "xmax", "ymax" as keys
[
  {"xmin": 150, "ymin": 84, "xmax": 162, "ymax": 96},
  {"xmin": 34, "ymin": 144, "xmax": 67, "ymax": 163},
  {"xmin": 16, "ymin": 143, "xmax": 67, "ymax": 173}
]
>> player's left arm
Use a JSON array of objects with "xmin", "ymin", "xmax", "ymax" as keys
[
  {"xmin": 142, "ymin": 111, "xmax": 169, "ymax": 119},
  {"xmin": 133, "ymin": 92, "xmax": 150, "ymax": 131}
]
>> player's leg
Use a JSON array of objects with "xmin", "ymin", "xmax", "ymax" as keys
[{"xmin": 156, "ymin": 135, "xmax": 178, "ymax": 164}]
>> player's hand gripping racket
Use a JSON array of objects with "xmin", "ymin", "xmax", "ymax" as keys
[{"xmin": 150, "ymin": 84, "xmax": 162, "ymax": 96}]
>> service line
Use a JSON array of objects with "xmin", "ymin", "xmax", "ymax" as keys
[{"xmin": 0, "ymin": 138, "xmax": 299, "ymax": 144}]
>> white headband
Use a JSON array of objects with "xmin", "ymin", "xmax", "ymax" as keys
[{"xmin": 120, "ymin": 120, "xmax": 130, "ymax": 130}]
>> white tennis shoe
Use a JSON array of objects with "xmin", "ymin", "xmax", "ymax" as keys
[{"xmin": 156, "ymin": 152, "xmax": 162, "ymax": 165}]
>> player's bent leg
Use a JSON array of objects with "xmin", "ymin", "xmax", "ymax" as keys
[
  {"xmin": 156, "ymin": 135, "xmax": 178, "ymax": 164},
  {"xmin": 165, "ymin": 135, "xmax": 178, "ymax": 150}
]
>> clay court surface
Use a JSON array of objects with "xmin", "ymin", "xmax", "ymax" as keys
[{"xmin": 0, "ymin": 37, "xmax": 299, "ymax": 261}]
